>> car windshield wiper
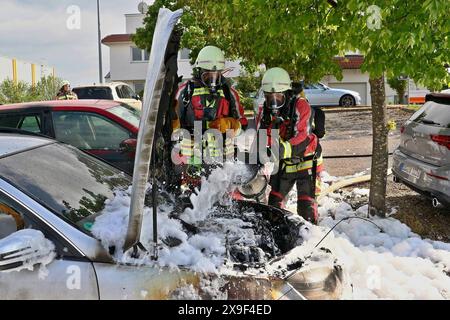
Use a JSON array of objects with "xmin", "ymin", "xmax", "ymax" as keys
[{"xmin": 420, "ymin": 118, "xmax": 441, "ymax": 125}]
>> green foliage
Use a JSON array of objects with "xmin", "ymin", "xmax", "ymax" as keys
[
  {"xmin": 344, "ymin": 0, "xmax": 450, "ymax": 88},
  {"xmin": 387, "ymin": 77, "xmax": 407, "ymax": 103},
  {"xmin": 234, "ymin": 71, "xmax": 262, "ymax": 97},
  {"xmin": 135, "ymin": 1, "xmax": 450, "ymax": 88},
  {"xmin": 407, "ymin": 104, "xmax": 421, "ymax": 111},
  {"xmin": 233, "ymin": 70, "xmax": 263, "ymax": 111},
  {"xmin": 34, "ymin": 75, "xmax": 63, "ymax": 101},
  {"xmin": 0, "ymin": 76, "xmax": 63, "ymax": 104},
  {"xmin": 177, "ymin": 0, "xmax": 348, "ymax": 82},
  {"xmin": 0, "ymin": 79, "xmax": 33, "ymax": 104},
  {"xmin": 133, "ymin": 1, "xmax": 183, "ymax": 56}
]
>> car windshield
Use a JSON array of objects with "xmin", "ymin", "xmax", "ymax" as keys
[
  {"xmin": 0, "ymin": 142, "xmax": 131, "ymax": 234},
  {"xmin": 73, "ymin": 87, "xmax": 114, "ymax": 100},
  {"xmin": 108, "ymin": 103, "xmax": 141, "ymax": 127},
  {"xmin": 119, "ymin": 85, "xmax": 136, "ymax": 99},
  {"xmin": 304, "ymin": 83, "xmax": 319, "ymax": 89},
  {"xmin": 411, "ymin": 101, "xmax": 450, "ymax": 128}
]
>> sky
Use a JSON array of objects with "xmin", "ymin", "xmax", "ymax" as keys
[{"xmin": 0, "ymin": 0, "xmax": 151, "ymax": 86}]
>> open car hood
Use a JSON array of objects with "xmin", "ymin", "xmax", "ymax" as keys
[{"xmin": 124, "ymin": 8, "xmax": 183, "ymax": 252}]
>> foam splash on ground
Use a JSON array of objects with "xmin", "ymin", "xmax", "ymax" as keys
[{"xmin": 91, "ymin": 169, "xmax": 450, "ymax": 299}]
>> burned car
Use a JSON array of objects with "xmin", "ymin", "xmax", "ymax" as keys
[
  {"xmin": 0, "ymin": 133, "xmax": 343, "ymax": 300},
  {"xmin": 0, "ymin": 9, "xmax": 344, "ymax": 300}
]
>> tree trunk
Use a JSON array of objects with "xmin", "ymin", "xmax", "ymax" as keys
[{"xmin": 369, "ymin": 75, "xmax": 388, "ymax": 217}]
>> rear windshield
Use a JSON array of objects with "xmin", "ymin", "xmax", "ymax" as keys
[
  {"xmin": 411, "ymin": 101, "xmax": 450, "ymax": 128},
  {"xmin": 73, "ymin": 87, "xmax": 114, "ymax": 100},
  {"xmin": 108, "ymin": 103, "xmax": 141, "ymax": 127},
  {"xmin": 0, "ymin": 143, "xmax": 131, "ymax": 233}
]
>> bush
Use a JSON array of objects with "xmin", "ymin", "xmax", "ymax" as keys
[
  {"xmin": 0, "ymin": 76, "xmax": 63, "ymax": 105},
  {"xmin": 387, "ymin": 77, "xmax": 408, "ymax": 104},
  {"xmin": 234, "ymin": 70, "xmax": 262, "ymax": 111}
]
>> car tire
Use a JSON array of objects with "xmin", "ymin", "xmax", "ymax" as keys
[{"xmin": 339, "ymin": 95, "xmax": 356, "ymax": 107}]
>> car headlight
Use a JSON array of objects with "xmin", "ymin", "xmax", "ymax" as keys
[{"xmin": 286, "ymin": 264, "xmax": 345, "ymax": 300}]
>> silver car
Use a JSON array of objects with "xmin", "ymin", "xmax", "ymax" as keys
[
  {"xmin": 392, "ymin": 93, "xmax": 450, "ymax": 207},
  {"xmin": 303, "ymin": 83, "xmax": 362, "ymax": 107},
  {"xmin": 253, "ymin": 83, "xmax": 362, "ymax": 118},
  {"xmin": 0, "ymin": 133, "xmax": 344, "ymax": 300}
]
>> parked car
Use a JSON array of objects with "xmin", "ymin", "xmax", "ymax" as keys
[
  {"xmin": 392, "ymin": 93, "xmax": 450, "ymax": 207},
  {"xmin": 0, "ymin": 133, "xmax": 344, "ymax": 299},
  {"xmin": 253, "ymin": 82, "xmax": 362, "ymax": 120},
  {"xmin": 0, "ymin": 100, "xmax": 139, "ymax": 174},
  {"xmin": 72, "ymin": 82, "xmax": 142, "ymax": 111}
]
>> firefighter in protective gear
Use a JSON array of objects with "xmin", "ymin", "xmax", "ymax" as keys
[
  {"xmin": 171, "ymin": 46, "xmax": 247, "ymax": 196},
  {"xmin": 258, "ymin": 67, "xmax": 323, "ymax": 224},
  {"xmin": 55, "ymin": 80, "xmax": 78, "ymax": 100}
]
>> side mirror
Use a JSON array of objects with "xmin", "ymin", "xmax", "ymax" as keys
[
  {"xmin": 119, "ymin": 138, "xmax": 137, "ymax": 154},
  {"xmin": 133, "ymin": 95, "xmax": 141, "ymax": 101},
  {"xmin": 0, "ymin": 229, "xmax": 55, "ymax": 272}
]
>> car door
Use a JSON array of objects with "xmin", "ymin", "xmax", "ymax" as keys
[
  {"xmin": 303, "ymin": 84, "xmax": 322, "ymax": 106},
  {"xmin": 51, "ymin": 111, "xmax": 135, "ymax": 173},
  {"xmin": 0, "ymin": 110, "xmax": 51, "ymax": 136},
  {"xmin": 0, "ymin": 188, "xmax": 99, "ymax": 300},
  {"xmin": 304, "ymin": 83, "xmax": 333, "ymax": 106},
  {"xmin": 315, "ymin": 83, "xmax": 337, "ymax": 105}
]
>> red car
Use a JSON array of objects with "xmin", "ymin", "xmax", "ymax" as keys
[{"xmin": 0, "ymin": 100, "xmax": 139, "ymax": 174}]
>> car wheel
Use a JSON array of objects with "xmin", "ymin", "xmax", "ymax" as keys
[{"xmin": 339, "ymin": 95, "xmax": 356, "ymax": 107}]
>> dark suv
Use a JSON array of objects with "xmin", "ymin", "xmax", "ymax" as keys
[{"xmin": 392, "ymin": 93, "xmax": 450, "ymax": 207}]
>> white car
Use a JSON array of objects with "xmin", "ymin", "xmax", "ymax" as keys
[
  {"xmin": 304, "ymin": 83, "xmax": 362, "ymax": 107},
  {"xmin": 253, "ymin": 82, "xmax": 362, "ymax": 115},
  {"xmin": 73, "ymin": 82, "xmax": 143, "ymax": 111}
]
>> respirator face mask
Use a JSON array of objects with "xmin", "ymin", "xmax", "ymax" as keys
[
  {"xmin": 201, "ymin": 70, "xmax": 222, "ymax": 93},
  {"xmin": 264, "ymin": 92, "xmax": 286, "ymax": 115}
]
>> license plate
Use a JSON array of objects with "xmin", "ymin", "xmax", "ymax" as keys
[{"xmin": 401, "ymin": 163, "xmax": 421, "ymax": 179}]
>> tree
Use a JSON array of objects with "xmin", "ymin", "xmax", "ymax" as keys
[
  {"xmin": 343, "ymin": 0, "xmax": 450, "ymax": 216},
  {"xmin": 387, "ymin": 77, "xmax": 407, "ymax": 104},
  {"xmin": 136, "ymin": 1, "xmax": 450, "ymax": 216},
  {"xmin": 34, "ymin": 75, "xmax": 63, "ymax": 101},
  {"xmin": 0, "ymin": 76, "xmax": 63, "ymax": 104},
  {"xmin": 0, "ymin": 79, "xmax": 33, "ymax": 104},
  {"xmin": 234, "ymin": 69, "xmax": 263, "ymax": 111}
]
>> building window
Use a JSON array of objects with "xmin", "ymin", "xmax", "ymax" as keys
[
  {"xmin": 131, "ymin": 47, "xmax": 149, "ymax": 62},
  {"xmin": 179, "ymin": 48, "xmax": 191, "ymax": 60}
]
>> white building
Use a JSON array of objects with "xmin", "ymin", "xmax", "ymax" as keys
[
  {"xmin": 102, "ymin": 12, "xmax": 240, "ymax": 94},
  {"xmin": 102, "ymin": 12, "xmax": 429, "ymax": 105},
  {"xmin": 0, "ymin": 55, "xmax": 54, "ymax": 86}
]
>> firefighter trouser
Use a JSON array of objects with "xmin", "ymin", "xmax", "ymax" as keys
[{"xmin": 268, "ymin": 168, "xmax": 321, "ymax": 224}]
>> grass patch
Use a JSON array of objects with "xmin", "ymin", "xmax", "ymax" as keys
[{"xmin": 406, "ymin": 104, "xmax": 421, "ymax": 111}]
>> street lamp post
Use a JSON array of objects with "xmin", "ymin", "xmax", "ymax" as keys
[{"xmin": 97, "ymin": 0, "xmax": 103, "ymax": 84}]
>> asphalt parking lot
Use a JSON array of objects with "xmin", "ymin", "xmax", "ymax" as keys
[{"xmin": 321, "ymin": 108, "xmax": 411, "ymax": 176}]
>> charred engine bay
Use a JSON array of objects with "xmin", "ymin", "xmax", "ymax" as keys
[{"xmin": 164, "ymin": 198, "xmax": 307, "ymax": 272}]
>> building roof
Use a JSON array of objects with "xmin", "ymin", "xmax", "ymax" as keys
[
  {"xmin": 335, "ymin": 55, "xmax": 365, "ymax": 69},
  {"xmin": 101, "ymin": 34, "xmax": 133, "ymax": 44}
]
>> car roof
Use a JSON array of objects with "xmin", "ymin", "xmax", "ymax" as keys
[
  {"xmin": 73, "ymin": 82, "xmax": 130, "ymax": 88},
  {"xmin": 0, "ymin": 99, "xmax": 121, "ymax": 111},
  {"xmin": 0, "ymin": 133, "xmax": 53, "ymax": 158},
  {"xmin": 425, "ymin": 93, "xmax": 450, "ymax": 105}
]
